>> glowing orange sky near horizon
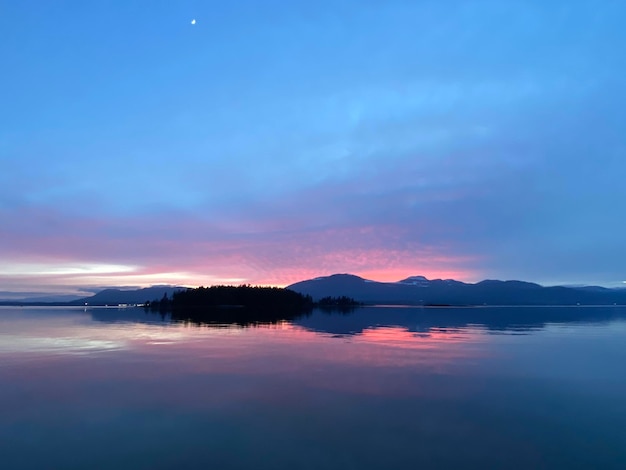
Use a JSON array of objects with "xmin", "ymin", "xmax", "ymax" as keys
[
  {"xmin": 0, "ymin": 242, "xmax": 481, "ymax": 293},
  {"xmin": 0, "ymin": 203, "xmax": 484, "ymax": 294}
]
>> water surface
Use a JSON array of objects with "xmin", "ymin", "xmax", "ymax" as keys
[{"xmin": 1, "ymin": 306, "xmax": 625, "ymax": 469}]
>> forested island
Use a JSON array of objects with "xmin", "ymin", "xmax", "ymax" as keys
[{"xmin": 144, "ymin": 285, "xmax": 359, "ymax": 325}]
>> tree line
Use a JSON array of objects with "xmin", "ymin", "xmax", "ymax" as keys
[{"xmin": 144, "ymin": 286, "xmax": 359, "ymax": 324}]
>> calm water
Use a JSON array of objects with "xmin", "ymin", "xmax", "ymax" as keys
[{"xmin": 1, "ymin": 305, "xmax": 625, "ymax": 469}]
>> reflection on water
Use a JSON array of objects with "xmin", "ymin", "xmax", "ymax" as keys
[
  {"xmin": 1, "ymin": 306, "xmax": 626, "ymax": 469},
  {"xmin": 295, "ymin": 305, "xmax": 626, "ymax": 336}
]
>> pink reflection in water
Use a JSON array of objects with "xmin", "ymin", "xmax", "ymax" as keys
[{"xmin": 0, "ymin": 307, "xmax": 490, "ymax": 416}]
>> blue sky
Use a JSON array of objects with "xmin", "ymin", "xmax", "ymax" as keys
[{"xmin": 1, "ymin": 0, "xmax": 625, "ymax": 293}]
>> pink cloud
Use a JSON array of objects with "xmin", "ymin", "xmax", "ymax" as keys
[{"xmin": 0, "ymin": 204, "xmax": 481, "ymax": 291}]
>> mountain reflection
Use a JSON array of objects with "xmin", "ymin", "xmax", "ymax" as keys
[
  {"xmin": 3, "ymin": 307, "xmax": 626, "ymax": 469},
  {"xmin": 295, "ymin": 306, "xmax": 626, "ymax": 336},
  {"xmin": 294, "ymin": 306, "xmax": 626, "ymax": 335},
  {"xmin": 88, "ymin": 305, "xmax": 626, "ymax": 337}
]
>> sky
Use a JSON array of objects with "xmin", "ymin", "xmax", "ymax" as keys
[{"xmin": 1, "ymin": 0, "xmax": 626, "ymax": 295}]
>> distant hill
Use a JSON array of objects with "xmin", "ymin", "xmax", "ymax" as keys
[
  {"xmin": 5, "ymin": 277, "xmax": 624, "ymax": 308},
  {"xmin": 287, "ymin": 274, "xmax": 626, "ymax": 306},
  {"xmin": 75, "ymin": 286, "xmax": 184, "ymax": 306}
]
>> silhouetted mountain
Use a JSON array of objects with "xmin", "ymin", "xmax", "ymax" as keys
[
  {"xmin": 75, "ymin": 286, "xmax": 184, "ymax": 305},
  {"xmin": 287, "ymin": 274, "xmax": 626, "ymax": 306}
]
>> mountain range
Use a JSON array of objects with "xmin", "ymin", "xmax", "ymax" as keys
[
  {"xmin": 2, "ymin": 275, "xmax": 626, "ymax": 306},
  {"xmin": 287, "ymin": 274, "xmax": 626, "ymax": 306},
  {"xmin": 74, "ymin": 286, "xmax": 184, "ymax": 305},
  {"xmin": 0, "ymin": 286, "xmax": 183, "ymax": 306}
]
